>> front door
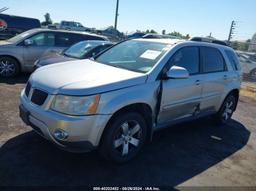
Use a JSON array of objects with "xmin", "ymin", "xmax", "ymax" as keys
[
  {"xmin": 22, "ymin": 32, "xmax": 58, "ymax": 70},
  {"xmin": 158, "ymin": 46, "xmax": 202, "ymax": 124}
]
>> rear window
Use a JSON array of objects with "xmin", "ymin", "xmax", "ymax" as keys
[
  {"xmin": 201, "ymin": 47, "xmax": 225, "ymax": 73},
  {"xmin": 225, "ymin": 50, "xmax": 241, "ymax": 71}
]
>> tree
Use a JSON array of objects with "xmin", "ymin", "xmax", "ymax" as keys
[
  {"xmin": 169, "ymin": 31, "xmax": 190, "ymax": 39},
  {"xmin": 230, "ymin": 41, "xmax": 250, "ymax": 51},
  {"xmin": 150, "ymin": 29, "xmax": 157, "ymax": 34},
  {"xmin": 41, "ymin": 13, "xmax": 52, "ymax": 26},
  {"xmin": 162, "ymin": 30, "xmax": 166, "ymax": 35},
  {"xmin": 185, "ymin": 34, "xmax": 190, "ymax": 39}
]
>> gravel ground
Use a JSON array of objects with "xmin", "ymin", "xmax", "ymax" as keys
[{"xmin": 0, "ymin": 75, "xmax": 256, "ymax": 188}]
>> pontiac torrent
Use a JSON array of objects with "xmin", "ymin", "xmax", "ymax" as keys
[{"xmin": 19, "ymin": 38, "xmax": 241, "ymax": 163}]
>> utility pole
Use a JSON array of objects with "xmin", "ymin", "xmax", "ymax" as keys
[
  {"xmin": 114, "ymin": 0, "xmax": 119, "ymax": 30},
  {"xmin": 228, "ymin": 21, "xmax": 236, "ymax": 42},
  {"xmin": 0, "ymin": 7, "xmax": 8, "ymax": 13}
]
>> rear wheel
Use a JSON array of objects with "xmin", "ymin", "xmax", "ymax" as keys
[
  {"xmin": 0, "ymin": 56, "xmax": 20, "ymax": 77},
  {"xmin": 214, "ymin": 94, "xmax": 237, "ymax": 124},
  {"xmin": 99, "ymin": 112, "xmax": 147, "ymax": 163}
]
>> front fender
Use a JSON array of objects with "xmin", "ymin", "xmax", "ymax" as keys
[{"xmin": 98, "ymin": 81, "xmax": 160, "ymax": 115}]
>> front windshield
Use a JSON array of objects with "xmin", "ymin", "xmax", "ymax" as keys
[
  {"xmin": 7, "ymin": 30, "xmax": 34, "ymax": 43},
  {"xmin": 95, "ymin": 40, "xmax": 170, "ymax": 73},
  {"xmin": 63, "ymin": 41, "xmax": 99, "ymax": 59}
]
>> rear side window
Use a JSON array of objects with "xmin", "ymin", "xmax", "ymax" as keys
[
  {"xmin": 169, "ymin": 47, "xmax": 200, "ymax": 75},
  {"xmin": 55, "ymin": 33, "xmax": 73, "ymax": 47},
  {"xmin": 55, "ymin": 33, "xmax": 104, "ymax": 47},
  {"xmin": 225, "ymin": 50, "xmax": 241, "ymax": 71},
  {"xmin": 79, "ymin": 34, "xmax": 105, "ymax": 41},
  {"xmin": 201, "ymin": 47, "xmax": 225, "ymax": 73}
]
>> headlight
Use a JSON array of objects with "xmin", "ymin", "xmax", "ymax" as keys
[{"xmin": 51, "ymin": 94, "xmax": 100, "ymax": 116}]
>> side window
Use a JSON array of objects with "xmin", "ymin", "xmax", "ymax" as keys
[
  {"xmin": 201, "ymin": 47, "xmax": 225, "ymax": 73},
  {"xmin": 79, "ymin": 34, "xmax": 104, "ymax": 41},
  {"xmin": 55, "ymin": 33, "xmax": 73, "ymax": 47},
  {"xmin": 225, "ymin": 50, "xmax": 241, "ymax": 71},
  {"xmin": 27, "ymin": 32, "xmax": 55, "ymax": 46},
  {"xmin": 169, "ymin": 47, "xmax": 199, "ymax": 75},
  {"xmin": 70, "ymin": 34, "xmax": 86, "ymax": 44}
]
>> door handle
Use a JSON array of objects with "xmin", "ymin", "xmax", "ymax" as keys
[
  {"xmin": 223, "ymin": 75, "xmax": 228, "ymax": 80},
  {"xmin": 195, "ymin": 80, "xmax": 200, "ymax": 85}
]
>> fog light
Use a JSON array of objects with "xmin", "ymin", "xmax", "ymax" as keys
[{"xmin": 54, "ymin": 129, "xmax": 68, "ymax": 141}]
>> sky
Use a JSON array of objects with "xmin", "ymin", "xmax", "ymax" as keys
[{"xmin": 2, "ymin": 0, "xmax": 256, "ymax": 40}]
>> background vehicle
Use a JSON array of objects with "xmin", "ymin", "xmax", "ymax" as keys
[
  {"xmin": 0, "ymin": 14, "xmax": 40, "ymax": 40},
  {"xmin": 0, "ymin": 28, "xmax": 107, "ymax": 77},
  {"xmin": 35, "ymin": 40, "xmax": 114, "ymax": 68},
  {"xmin": 127, "ymin": 32, "xmax": 146, "ymax": 39},
  {"xmin": 20, "ymin": 39, "xmax": 241, "ymax": 163},
  {"xmin": 237, "ymin": 51, "xmax": 256, "ymax": 80},
  {"xmin": 142, "ymin": 33, "xmax": 178, "ymax": 39},
  {"xmin": 59, "ymin": 21, "xmax": 89, "ymax": 31}
]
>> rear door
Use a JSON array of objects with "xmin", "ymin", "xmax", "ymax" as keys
[
  {"xmin": 158, "ymin": 46, "xmax": 203, "ymax": 124},
  {"xmin": 22, "ymin": 32, "xmax": 56, "ymax": 69},
  {"xmin": 199, "ymin": 47, "xmax": 230, "ymax": 112}
]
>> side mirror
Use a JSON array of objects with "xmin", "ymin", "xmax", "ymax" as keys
[
  {"xmin": 166, "ymin": 66, "xmax": 189, "ymax": 79},
  {"xmin": 24, "ymin": 39, "xmax": 33, "ymax": 46}
]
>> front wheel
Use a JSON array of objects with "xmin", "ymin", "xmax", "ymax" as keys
[
  {"xmin": 214, "ymin": 94, "xmax": 237, "ymax": 124},
  {"xmin": 99, "ymin": 112, "xmax": 147, "ymax": 163}
]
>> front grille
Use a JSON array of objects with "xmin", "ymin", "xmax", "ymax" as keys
[
  {"xmin": 25, "ymin": 82, "xmax": 31, "ymax": 97},
  {"xmin": 31, "ymin": 89, "xmax": 48, "ymax": 106}
]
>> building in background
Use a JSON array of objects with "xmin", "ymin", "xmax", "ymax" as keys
[{"xmin": 249, "ymin": 33, "xmax": 256, "ymax": 52}]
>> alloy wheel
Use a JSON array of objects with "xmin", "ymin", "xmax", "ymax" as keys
[
  {"xmin": 113, "ymin": 120, "xmax": 142, "ymax": 156},
  {"xmin": 0, "ymin": 60, "xmax": 16, "ymax": 77},
  {"xmin": 222, "ymin": 100, "xmax": 234, "ymax": 121}
]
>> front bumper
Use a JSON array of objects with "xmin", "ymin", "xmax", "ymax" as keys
[{"xmin": 19, "ymin": 89, "xmax": 111, "ymax": 152}]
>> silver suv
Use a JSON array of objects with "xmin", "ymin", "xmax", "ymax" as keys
[
  {"xmin": 0, "ymin": 28, "xmax": 107, "ymax": 77},
  {"xmin": 19, "ymin": 39, "xmax": 241, "ymax": 163}
]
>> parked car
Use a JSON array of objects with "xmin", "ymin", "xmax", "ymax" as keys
[
  {"xmin": 0, "ymin": 28, "xmax": 107, "ymax": 77},
  {"xmin": 142, "ymin": 33, "xmax": 178, "ymax": 39},
  {"xmin": 127, "ymin": 32, "xmax": 146, "ymax": 39},
  {"xmin": 97, "ymin": 26, "xmax": 124, "ymax": 42},
  {"xmin": 19, "ymin": 39, "xmax": 241, "ymax": 163},
  {"xmin": 237, "ymin": 52, "xmax": 256, "ymax": 80},
  {"xmin": 0, "ymin": 14, "xmax": 40, "ymax": 40},
  {"xmin": 59, "ymin": 21, "xmax": 89, "ymax": 32},
  {"xmin": 35, "ymin": 40, "xmax": 114, "ymax": 69}
]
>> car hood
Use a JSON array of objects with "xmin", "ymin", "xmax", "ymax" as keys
[
  {"xmin": 38, "ymin": 54, "xmax": 76, "ymax": 66},
  {"xmin": 30, "ymin": 59, "xmax": 147, "ymax": 95},
  {"xmin": 0, "ymin": 40, "xmax": 13, "ymax": 46}
]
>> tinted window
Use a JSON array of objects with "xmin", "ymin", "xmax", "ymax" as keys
[
  {"xmin": 225, "ymin": 50, "xmax": 241, "ymax": 71},
  {"xmin": 201, "ymin": 47, "xmax": 225, "ymax": 73},
  {"xmin": 55, "ymin": 33, "xmax": 73, "ymax": 47},
  {"xmin": 169, "ymin": 47, "xmax": 199, "ymax": 75},
  {"xmin": 27, "ymin": 32, "xmax": 55, "ymax": 46}
]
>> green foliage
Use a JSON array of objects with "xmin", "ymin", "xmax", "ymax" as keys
[
  {"xmin": 230, "ymin": 40, "xmax": 250, "ymax": 51},
  {"xmin": 41, "ymin": 13, "xmax": 53, "ymax": 26},
  {"xmin": 169, "ymin": 31, "xmax": 190, "ymax": 39}
]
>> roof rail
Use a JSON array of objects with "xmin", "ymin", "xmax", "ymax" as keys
[{"xmin": 190, "ymin": 37, "xmax": 228, "ymax": 46}]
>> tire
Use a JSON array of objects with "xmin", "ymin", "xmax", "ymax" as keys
[
  {"xmin": 249, "ymin": 68, "xmax": 256, "ymax": 81},
  {"xmin": 0, "ymin": 56, "xmax": 20, "ymax": 77},
  {"xmin": 214, "ymin": 94, "xmax": 237, "ymax": 124},
  {"xmin": 99, "ymin": 112, "xmax": 147, "ymax": 163}
]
